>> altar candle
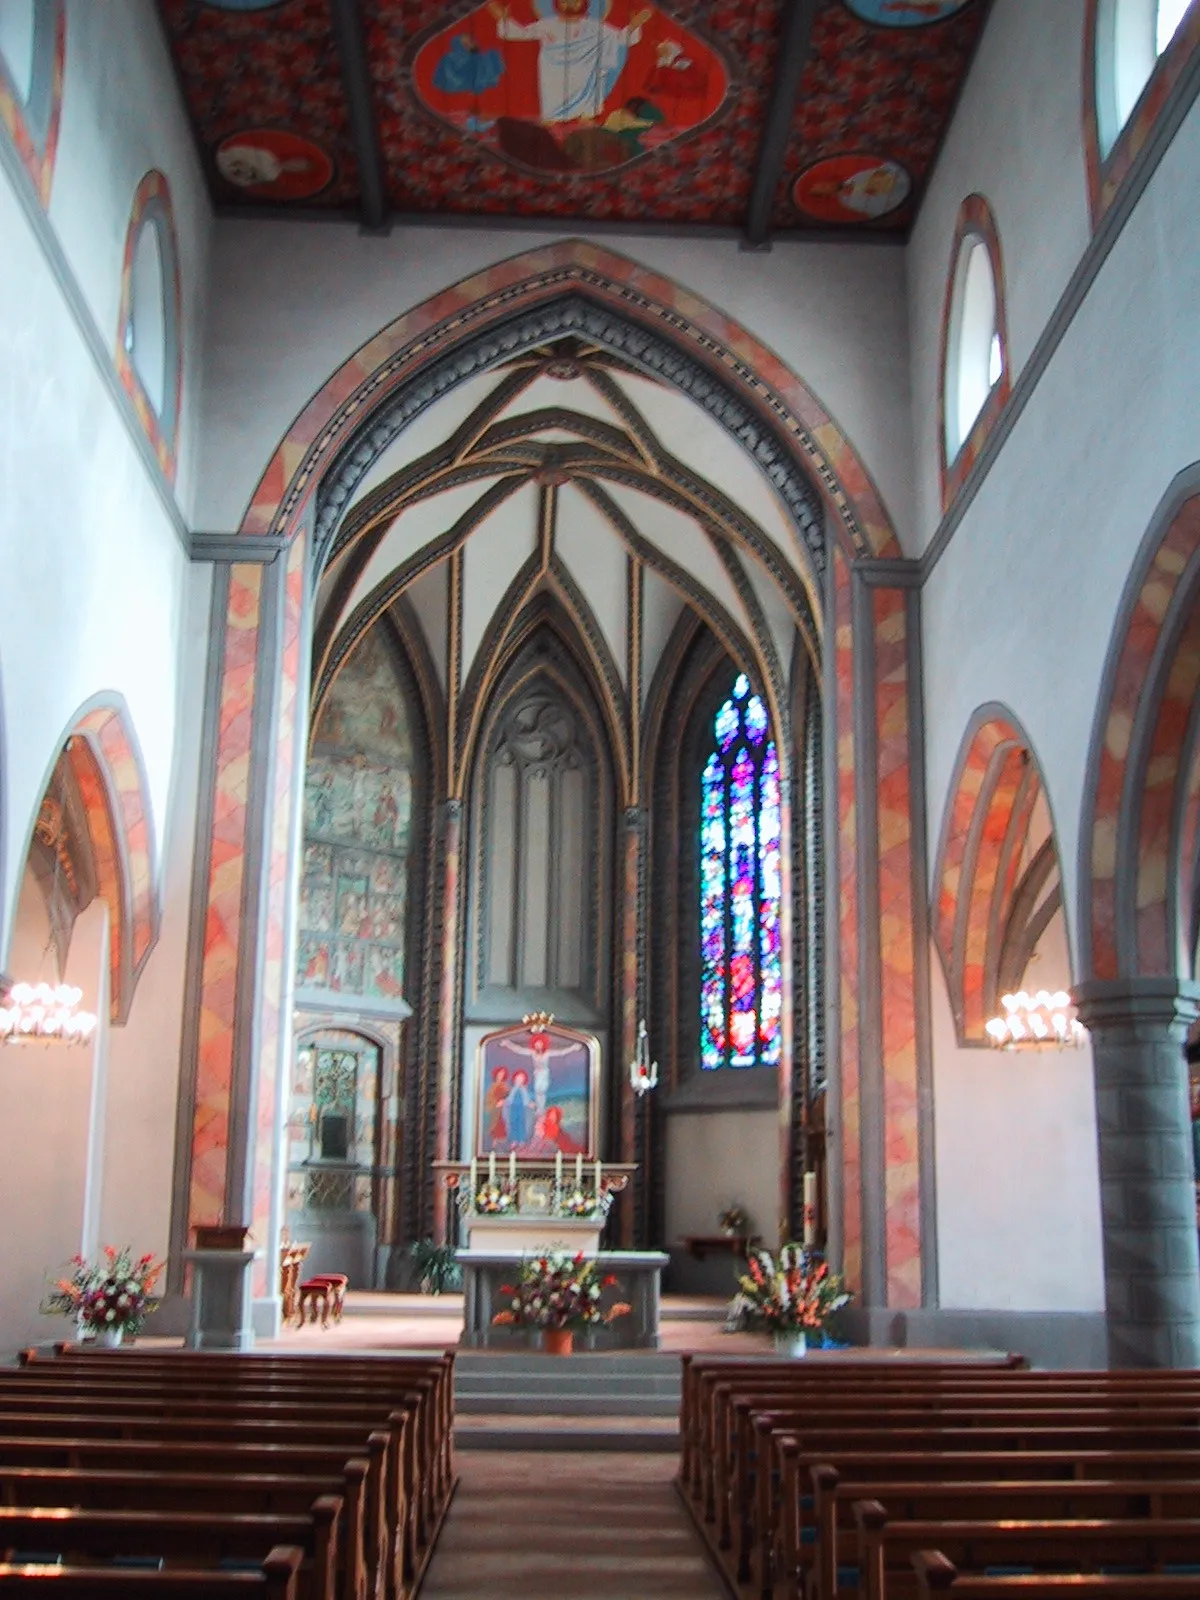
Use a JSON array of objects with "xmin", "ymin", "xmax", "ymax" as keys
[
  {"xmin": 470, "ymin": 1157, "xmax": 477, "ymax": 1196},
  {"xmin": 489, "ymin": 1151, "xmax": 496, "ymax": 1184},
  {"xmin": 595, "ymin": 1159, "xmax": 602, "ymax": 1194},
  {"xmin": 802, "ymin": 1171, "xmax": 817, "ymax": 1246},
  {"xmin": 555, "ymin": 1150, "xmax": 563, "ymax": 1188},
  {"xmin": 509, "ymin": 1148, "xmax": 517, "ymax": 1185},
  {"xmin": 575, "ymin": 1152, "xmax": 583, "ymax": 1186}
]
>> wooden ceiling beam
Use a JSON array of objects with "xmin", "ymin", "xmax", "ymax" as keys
[
  {"xmin": 744, "ymin": 0, "xmax": 821, "ymax": 248},
  {"xmin": 330, "ymin": 0, "xmax": 389, "ymax": 231}
]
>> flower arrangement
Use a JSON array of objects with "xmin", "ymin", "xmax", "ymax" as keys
[
  {"xmin": 557, "ymin": 1185, "xmax": 601, "ymax": 1217},
  {"xmin": 718, "ymin": 1203, "xmax": 748, "ymax": 1234},
  {"xmin": 473, "ymin": 1181, "xmax": 515, "ymax": 1215},
  {"xmin": 42, "ymin": 1246, "xmax": 164, "ymax": 1336},
  {"xmin": 728, "ymin": 1242, "xmax": 851, "ymax": 1335},
  {"xmin": 409, "ymin": 1238, "xmax": 462, "ymax": 1295},
  {"xmin": 491, "ymin": 1250, "xmax": 632, "ymax": 1332}
]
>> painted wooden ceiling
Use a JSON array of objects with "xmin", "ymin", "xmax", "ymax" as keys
[{"xmin": 158, "ymin": 0, "xmax": 989, "ymax": 240}]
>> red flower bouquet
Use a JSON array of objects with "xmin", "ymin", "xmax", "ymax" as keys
[
  {"xmin": 492, "ymin": 1250, "xmax": 631, "ymax": 1332},
  {"xmin": 42, "ymin": 1246, "xmax": 164, "ymax": 1337}
]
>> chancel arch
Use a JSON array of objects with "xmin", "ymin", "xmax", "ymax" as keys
[{"xmin": 178, "ymin": 239, "xmax": 929, "ymax": 1323}]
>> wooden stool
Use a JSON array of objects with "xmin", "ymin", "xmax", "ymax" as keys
[{"xmin": 296, "ymin": 1273, "xmax": 348, "ymax": 1329}]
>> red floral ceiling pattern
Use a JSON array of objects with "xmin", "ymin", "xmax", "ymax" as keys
[{"xmin": 157, "ymin": 0, "xmax": 989, "ymax": 233}]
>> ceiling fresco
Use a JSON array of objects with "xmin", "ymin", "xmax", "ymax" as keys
[{"xmin": 158, "ymin": 0, "xmax": 990, "ymax": 236}]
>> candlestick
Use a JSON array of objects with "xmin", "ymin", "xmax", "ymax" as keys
[
  {"xmin": 470, "ymin": 1157, "xmax": 477, "ymax": 1197},
  {"xmin": 575, "ymin": 1152, "xmax": 583, "ymax": 1186},
  {"xmin": 594, "ymin": 1159, "xmax": 602, "ymax": 1195},
  {"xmin": 509, "ymin": 1148, "xmax": 517, "ymax": 1185},
  {"xmin": 802, "ymin": 1171, "xmax": 817, "ymax": 1247},
  {"xmin": 555, "ymin": 1150, "xmax": 563, "ymax": 1188},
  {"xmin": 489, "ymin": 1151, "xmax": 496, "ymax": 1184}
]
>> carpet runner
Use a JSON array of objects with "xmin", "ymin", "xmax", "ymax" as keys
[{"xmin": 420, "ymin": 1450, "xmax": 726, "ymax": 1598}]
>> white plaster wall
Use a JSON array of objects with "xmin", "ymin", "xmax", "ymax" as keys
[
  {"xmin": 0, "ymin": 880, "xmax": 111, "ymax": 1359},
  {"xmin": 46, "ymin": 0, "xmax": 211, "ymax": 517},
  {"xmin": 908, "ymin": 0, "xmax": 1091, "ymax": 548},
  {"xmin": 664, "ymin": 1109, "xmax": 778, "ymax": 1252},
  {"xmin": 0, "ymin": 162, "xmax": 192, "ymax": 961},
  {"xmin": 921, "ymin": 89, "xmax": 1200, "ymax": 952},
  {"xmin": 931, "ymin": 926, "xmax": 1105, "ymax": 1313},
  {"xmin": 197, "ymin": 223, "xmax": 915, "ymax": 551}
]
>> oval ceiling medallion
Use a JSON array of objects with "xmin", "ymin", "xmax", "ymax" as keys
[
  {"xmin": 792, "ymin": 154, "xmax": 911, "ymax": 223},
  {"xmin": 843, "ymin": 0, "xmax": 972, "ymax": 25},
  {"xmin": 215, "ymin": 128, "xmax": 334, "ymax": 199}
]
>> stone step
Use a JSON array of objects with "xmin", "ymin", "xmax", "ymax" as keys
[
  {"xmin": 456, "ymin": 1390, "xmax": 680, "ymax": 1416},
  {"xmin": 455, "ymin": 1351, "xmax": 680, "ymax": 1376},
  {"xmin": 455, "ymin": 1414, "xmax": 679, "ymax": 1452},
  {"xmin": 457, "ymin": 1370, "xmax": 680, "ymax": 1397}
]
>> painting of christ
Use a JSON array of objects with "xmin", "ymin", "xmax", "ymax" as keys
[
  {"xmin": 475, "ymin": 1018, "xmax": 598, "ymax": 1158},
  {"xmin": 412, "ymin": 1, "xmax": 729, "ymax": 178}
]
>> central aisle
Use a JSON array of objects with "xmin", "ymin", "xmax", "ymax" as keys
[{"xmin": 421, "ymin": 1450, "xmax": 727, "ymax": 1599}]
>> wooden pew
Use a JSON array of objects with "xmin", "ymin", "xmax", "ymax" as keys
[
  {"xmin": 804, "ymin": 1474, "xmax": 1200, "ymax": 1600},
  {"xmin": 742, "ymin": 1412, "xmax": 1200, "ymax": 1590},
  {"xmin": 773, "ymin": 1451, "xmax": 1200, "ymax": 1600},
  {"xmin": 9, "ymin": 1348, "xmax": 458, "ymax": 1598},
  {"xmin": 854, "ymin": 1505, "xmax": 1200, "ymax": 1600},
  {"xmin": 0, "ymin": 1543, "xmax": 303, "ymax": 1596},
  {"xmin": 0, "ymin": 1502, "xmax": 339, "ymax": 1600},
  {"xmin": 0, "ymin": 1436, "xmax": 389, "ymax": 1600},
  {"xmin": 30, "ymin": 1349, "xmax": 456, "ymax": 1518},
  {"xmin": 0, "ymin": 1377, "xmax": 425, "ymax": 1586},
  {"xmin": 0, "ymin": 1466, "xmax": 369, "ymax": 1600},
  {"xmin": 911, "ymin": 1549, "xmax": 1200, "ymax": 1600}
]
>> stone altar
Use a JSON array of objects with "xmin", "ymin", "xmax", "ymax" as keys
[{"xmin": 457, "ymin": 1247, "xmax": 669, "ymax": 1349}]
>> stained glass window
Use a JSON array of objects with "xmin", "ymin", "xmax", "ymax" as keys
[{"xmin": 701, "ymin": 674, "xmax": 782, "ymax": 1070}]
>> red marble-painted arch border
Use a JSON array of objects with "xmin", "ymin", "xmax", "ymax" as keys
[
  {"xmin": 64, "ymin": 703, "xmax": 158, "ymax": 1023},
  {"xmin": 238, "ymin": 239, "xmax": 901, "ymax": 564},
  {"xmin": 1085, "ymin": 489, "xmax": 1200, "ymax": 981},
  {"xmin": 934, "ymin": 711, "xmax": 1055, "ymax": 1044},
  {"xmin": 189, "ymin": 242, "xmax": 920, "ymax": 1293}
]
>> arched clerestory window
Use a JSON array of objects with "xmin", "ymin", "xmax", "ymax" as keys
[{"xmin": 699, "ymin": 673, "xmax": 783, "ymax": 1071}]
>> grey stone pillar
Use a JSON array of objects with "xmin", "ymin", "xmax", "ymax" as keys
[{"xmin": 1075, "ymin": 978, "xmax": 1200, "ymax": 1368}]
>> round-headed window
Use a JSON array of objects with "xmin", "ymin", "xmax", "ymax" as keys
[
  {"xmin": 126, "ymin": 220, "xmax": 167, "ymax": 417},
  {"xmin": 945, "ymin": 236, "xmax": 1001, "ymax": 462},
  {"xmin": 1097, "ymin": 0, "xmax": 1194, "ymax": 155},
  {"xmin": 0, "ymin": 1, "xmax": 36, "ymax": 103}
]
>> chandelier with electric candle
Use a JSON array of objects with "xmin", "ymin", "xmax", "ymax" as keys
[
  {"xmin": 985, "ymin": 988, "xmax": 1087, "ymax": 1049},
  {"xmin": 0, "ymin": 981, "xmax": 97, "ymax": 1045}
]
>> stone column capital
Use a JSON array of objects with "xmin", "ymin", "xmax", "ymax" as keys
[{"xmin": 1074, "ymin": 977, "xmax": 1200, "ymax": 1038}]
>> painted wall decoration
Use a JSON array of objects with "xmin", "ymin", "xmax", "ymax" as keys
[
  {"xmin": 297, "ymin": 625, "xmax": 414, "ymax": 1008},
  {"xmin": 476, "ymin": 1017, "xmax": 599, "ymax": 1159},
  {"xmin": 792, "ymin": 153, "xmax": 911, "ymax": 223},
  {"xmin": 215, "ymin": 127, "xmax": 333, "ymax": 199},
  {"xmin": 843, "ymin": 0, "xmax": 972, "ymax": 26},
  {"xmin": 411, "ymin": 1, "xmax": 729, "ymax": 177}
]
